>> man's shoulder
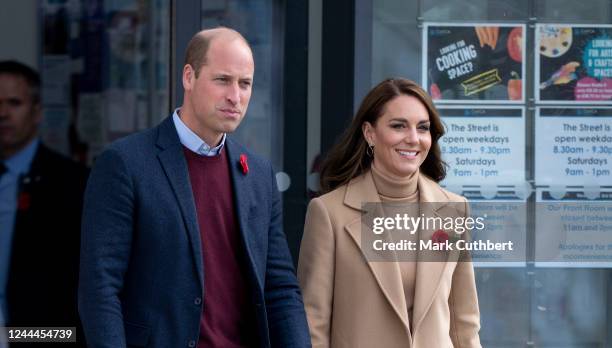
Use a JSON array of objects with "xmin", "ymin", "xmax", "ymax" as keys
[
  {"xmin": 226, "ymin": 137, "xmax": 271, "ymax": 169},
  {"xmin": 106, "ymin": 126, "xmax": 158, "ymax": 154},
  {"xmin": 101, "ymin": 117, "xmax": 173, "ymax": 162},
  {"xmin": 35, "ymin": 144, "xmax": 89, "ymax": 178}
]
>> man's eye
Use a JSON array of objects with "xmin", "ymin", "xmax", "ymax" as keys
[{"xmin": 240, "ymin": 81, "xmax": 252, "ymax": 88}]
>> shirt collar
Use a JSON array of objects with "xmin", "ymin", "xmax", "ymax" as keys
[
  {"xmin": 172, "ymin": 108, "xmax": 226, "ymax": 157},
  {"xmin": 4, "ymin": 138, "xmax": 39, "ymax": 175}
]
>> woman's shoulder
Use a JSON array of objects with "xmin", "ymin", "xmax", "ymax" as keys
[
  {"xmin": 310, "ymin": 171, "xmax": 371, "ymax": 212},
  {"xmin": 419, "ymin": 173, "xmax": 468, "ymax": 203},
  {"xmin": 313, "ymin": 181, "xmax": 351, "ymax": 206}
]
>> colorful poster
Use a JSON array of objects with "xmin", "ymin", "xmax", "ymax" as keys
[
  {"xmin": 536, "ymin": 24, "xmax": 612, "ymax": 104},
  {"xmin": 535, "ymin": 107, "xmax": 612, "ymax": 186},
  {"xmin": 439, "ymin": 107, "xmax": 525, "ymax": 185},
  {"xmin": 422, "ymin": 23, "xmax": 525, "ymax": 103}
]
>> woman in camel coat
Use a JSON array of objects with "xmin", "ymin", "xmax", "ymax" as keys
[{"xmin": 298, "ymin": 78, "xmax": 481, "ymax": 348}]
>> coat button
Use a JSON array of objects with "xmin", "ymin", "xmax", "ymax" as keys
[
  {"xmin": 194, "ymin": 297, "xmax": 202, "ymax": 305},
  {"xmin": 188, "ymin": 340, "xmax": 196, "ymax": 347}
]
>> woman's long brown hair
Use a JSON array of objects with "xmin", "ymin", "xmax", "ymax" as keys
[{"xmin": 319, "ymin": 78, "xmax": 447, "ymax": 194}]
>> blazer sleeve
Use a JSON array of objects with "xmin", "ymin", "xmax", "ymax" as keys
[
  {"xmin": 449, "ymin": 198, "xmax": 482, "ymax": 348},
  {"xmin": 298, "ymin": 197, "xmax": 335, "ymax": 348},
  {"xmin": 264, "ymin": 164, "xmax": 312, "ymax": 348},
  {"xmin": 78, "ymin": 148, "xmax": 134, "ymax": 348}
]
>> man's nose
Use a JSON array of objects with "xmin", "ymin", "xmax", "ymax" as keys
[{"xmin": 225, "ymin": 83, "xmax": 240, "ymax": 105}]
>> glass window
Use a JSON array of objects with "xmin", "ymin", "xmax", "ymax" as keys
[
  {"xmin": 40, "ymin": 0, "xmax": 170, "ymax": 163},
  {"xmin": 201, "ymin": 0, "xmax": 284, "ymax": 170},
  {"xmin": 371, "ymin": 1, "xmax": 612, "ymax": 346}
]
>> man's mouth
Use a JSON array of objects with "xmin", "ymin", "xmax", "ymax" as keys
[{"xmin": 219, "ymin": 108, "xmax": 241, "ymax": 118}]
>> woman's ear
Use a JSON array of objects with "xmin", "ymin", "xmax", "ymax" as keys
[{"xmin": 362, "ymin": 122, "xmax": 374, "ymax": 145}]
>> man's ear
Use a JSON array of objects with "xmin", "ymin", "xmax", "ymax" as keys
[
  {"xmin": 362, "ymin": 121, "xmax": 374, "ymax": 145},
  {"xmin": 182, "ymin": 64, "xmax": 195, "ymax": 92}
]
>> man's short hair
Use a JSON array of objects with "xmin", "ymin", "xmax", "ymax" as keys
[
  {"xmin": 184, "ymin": 27, "xmax": 251, "ymax": 78},
  {"xmin": 0, "ymin": 60, "xmax": 41, "ymax": 104}
]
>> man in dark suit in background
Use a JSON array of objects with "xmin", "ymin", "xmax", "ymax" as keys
[
  {"xmin": 79, "ymin": 27, "xmax": 310, "ymax": 348},
  {"xmin": 0, "ymin": 60, "xmax": 89, "ymax": 345}
]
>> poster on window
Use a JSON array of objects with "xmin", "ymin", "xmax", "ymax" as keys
[
  {"xmin": 535, "ymin": 107, "xmax": 612, "ymax": 186},
  {"xmin": 536, "ymin": 24, "xmax": 612, "ymax": 104},
  {"xmin": 535, "ymin": 188, "xmax": 612, "ymax": 268},
  {"xmin": 422, "ymin": 23, "xmax": 525, "ymax": 104},
  {"xmin": 438, "ymin": 107, "xmax": 525, "ymax": 185}
]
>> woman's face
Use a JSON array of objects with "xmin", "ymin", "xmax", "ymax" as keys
[{"xmin": 363, "ymin": 94, "xmax": 432, "ymax": 178}]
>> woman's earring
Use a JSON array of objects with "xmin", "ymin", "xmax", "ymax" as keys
[{"xmin": 366, "ymin": 143, "xmax": 375, "ymax": 157}]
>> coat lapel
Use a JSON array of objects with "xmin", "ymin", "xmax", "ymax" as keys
[
  {"xmin": 411, "ymin": 174, "xmax": 457, "ymax": 336},
  {"xmin": 155, "ymin": 117, "xmax": 204, "ymax": 290},
  {"xmin": 343, "ymin": 171, "xmax": 463, "ymax": 339},
  {"xmin": 225, "ymin": 140, "xmax": 262, "ymax": 290},
  {"xmin": 343, "ymin": 171, "xmax": 411, "ymax": 335}
]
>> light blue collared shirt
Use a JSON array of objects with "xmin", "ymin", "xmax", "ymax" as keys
[
  {"xmin": 0, "ymin": 138, "xmax": 40, "ymax": 324},
  {"xmin": 172, "ymin": 109, "xmax": 226, "ymax": 156}
]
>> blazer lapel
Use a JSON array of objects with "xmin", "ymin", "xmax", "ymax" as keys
[
  {"xmin": 343, "ymin": 171, "xmax": 411, "ymax": 335},
  {"xmin": 411, "ymin": 174, "xmax": 457, "ymax": 336},
  {"xmin": 225, "ymin": 140, "xmax": 262, "ymax": 290},
  {"xmin": 155, "ymin": 117, "xmax": 204, "ymax": 290}
]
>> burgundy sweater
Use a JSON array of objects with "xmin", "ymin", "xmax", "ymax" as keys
[{"xmin": 184, "ymin": 147, "xmax": 256, "ymax": 348}]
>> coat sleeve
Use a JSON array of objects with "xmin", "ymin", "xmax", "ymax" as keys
[
  {"xmin": 78, "ymin": 148, "xmax": 134, "ymax": 348},
  {"xmin": 264, "ymin": 164, "xmax": 312, "ymax": 348},
  {"xmin": 449, "ymin": 198, "xmax": 482, "ymax": 348},
  {"xmin": 298, "ymin": 197, "xmax": 335, "ymax": 348}
]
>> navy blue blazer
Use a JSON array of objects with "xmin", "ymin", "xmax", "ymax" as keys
[{"xmin": 79, "ymin": 116, "xmax": 311, "ymax": 348}]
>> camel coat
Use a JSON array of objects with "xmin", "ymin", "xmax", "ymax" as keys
[{"xmin": 298, "ymin": 171, "xmax": 481, "ymax": 348}]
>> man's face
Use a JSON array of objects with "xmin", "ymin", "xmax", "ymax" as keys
[
  {"xmin": 182, "ymin": 37, "xmax": 254, "ymax": 146},
  {"xmin": 0, "ymin": 74, "xmax": 41, "ymax": 159}
]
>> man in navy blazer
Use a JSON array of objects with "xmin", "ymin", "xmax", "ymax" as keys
[{"xmin": 79, "ymin": 27, "xmax": 311, "ymax": 348}]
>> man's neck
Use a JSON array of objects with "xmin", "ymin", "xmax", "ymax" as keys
[
  {"xmin": 177, "ymin": 108, "xmax": 223, "ymax": 147},
  {"xmin": 0, "ymin": 137, "xmax": 38, "ymax": 161}
]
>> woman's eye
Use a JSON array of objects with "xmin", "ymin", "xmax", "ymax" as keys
[
  {"xmin": 419, "ymin": 124, "xmax": 430, "ymax": 131},
  {"xmin": 390, "ymin": 124, "xmax": 404, "ymax": 129}
]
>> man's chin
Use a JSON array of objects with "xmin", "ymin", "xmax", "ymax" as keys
[{"xmin": 219, "ymin": 121, "xmax": 243, "ymax": 134}]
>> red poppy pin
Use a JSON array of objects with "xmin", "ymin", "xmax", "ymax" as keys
[
  {"xmin": 431, "ymin": 229, "xmax": 449, "ymax": 245},
  {"xmin": 239, "ymin": 154, "xmax": 249, "ymax": 175},
  {"xmin": 18, "ymin": 192, "xmax": 31, "ymax": 211}
]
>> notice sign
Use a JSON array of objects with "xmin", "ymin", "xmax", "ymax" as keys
[
  {"xmin": 535, "ymin": 189, "xmax": 612, "ymax": 268},
  {"xmin": 423, "ymin": 23, "xmax": 525, "ymax": 103},
  {"xmin": 535, "ymin": 108, "xmax": 612, "ymax": 186},
  {"xmin": 468, "ymin": 199, "xmax": 527, "ymax": 268},
  {"xmin": 439, "ymin": 107, "xmax": 525, "ymax": 185},
  {"xmin": 536, "ymin": 24, "xmax": 612, "ymax": 104}
]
